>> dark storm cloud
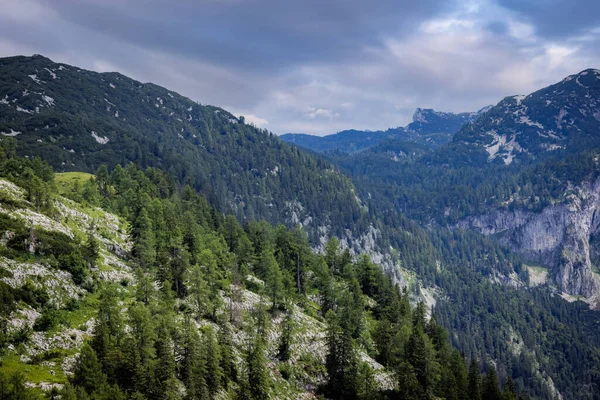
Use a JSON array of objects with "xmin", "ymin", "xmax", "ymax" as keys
[
  {"xmin": 0, "ymin": 0, "xmax": 599, "ymax": 135},
  {"xmin": 497, "ymin": 0, "xmax": 600, "ymax": 39},
  {"xmin": 42, "ymin": 0, "xmax": 453, "ymax": 71}
]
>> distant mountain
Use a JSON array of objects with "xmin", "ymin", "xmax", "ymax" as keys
[
  {"xmin": 280, "ymin": 106, "xmax": 491, "ymax": 154},
  {"xmin": 454, "ymin": 69, "xmax": 600, "ymax": 165},
  {"xmin": 0, "ymin": 55, "xmax": 366, "ymax": 239},
  {"xmin": 280, "ymin": 128, "xmax": 395, "ymax": 154},
  {"xmin": 3, "ymin": 55, "xmax": 600, "ymax": 400}
]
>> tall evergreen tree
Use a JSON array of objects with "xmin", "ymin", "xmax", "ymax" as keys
[
  {"xmin": 468, "ymin": 359, "xmax": 481, "ymax": 400},
  {"xmin": 133, "ymin": 207, "xmax": 156, "ymax": 268},
  {"xmin": 482, "ymin": 365, "xmax": 502, "ymax": 400},
  {"xmin": 247, "ymin": 336, "xmax": 269, "ymax": 400},
  {"xmin": 72, "ymin": 344, "xmax": 107, "ymax": 395}
]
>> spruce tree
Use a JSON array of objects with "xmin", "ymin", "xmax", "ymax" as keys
[
  {"xmin": 247, "ymin": 336, "xmax": 269, "ymax": 400},
  {"xmin": 278, "ymin": 311, "xmax": 294, "ymax": 362},
  {"xmin": 72, "ymin": 344, "xmax": 107, "ymax": 395},
  {"xmin": 482, "ymin": 365, "xmax": 501, "ymax": 400},
  {"xmin": 406, "ymin": 325, "xmax": 429, "ymax": 394},
  {"xmin": 133, "ymin": 207, "xmax": 156, "ymax": 268},
  {"xmin": 468, "ymin": 358, "xmax": 481, "ymax": 400},
  {"xmin": 325, "ymin": 309, "xmax": 359, "ymax": 399},
  {"xmin": 205, "ymin": 326, "xmax": 223, "ymax": 396}
]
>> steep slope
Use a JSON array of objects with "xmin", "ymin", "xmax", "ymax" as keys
[
  {"xmin": 454, "ymin": 69, "xmax": 600, "ymax": 165},
  {"xmin": 4, "ymin": 56, "xmax": 600, "ymax": 399},
  {"xmin": 280, "ymin": 106, "xmax": 491, "ymax": 154},
  {"xmin": 0, "ymin": 55, "xmax": 364, "ymax": 240},
  {"xmin": 0, "ymin": 151, "xmax": 489, "ymax": 400}
]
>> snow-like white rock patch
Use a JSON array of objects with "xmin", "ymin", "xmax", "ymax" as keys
[
  {"xmin": 16, "ymin": 106, "xmax": 33, "ymax": 114},
  {"xmin": 485, "ymin": 130, "xmax": 504, "ymax": 158},
  {"xmin": 0, "ymin": 95, "xmax": 9, "ymax": 105},
  {"xmin": 0, "ymin": 205, "xmax": 73, "ymax": 238},
  {"xmin": 1, "ymin": 129, "xmax": 21, "ymax": 137},
  {"xmin": 556, "ymin": 108, "xmax": 568, "ymax": 129},
  {"xmin": 527, "ymin": 267, "xmax": 548, "ymax": 287},
  {"xmin": 42, "ymin": 95, "xmax": 55, "ymax": 106},
  {"xmin": 0, "ymin": 179, "xmax": 26, "ymax": 200},
  {"xmin": 44, "ymin": 68, "xmax": 57, "ymax": 79},
  {"xmin": 29, "ymin": 74, "xmax": 42, "ymax": 84},
  {"xmin": 91, "ymin": 131, "xmax": 109, "ymax": 144},
  {"xmin": 512, "ymin": 95, "xmax": 526, "ymax": 105},
  {"xmin": 0, "ymin": 257, "xmax": 83, "ymax": 307},
  {"xmin": 519, "ymin": 116, "xmax": 544, "ymax": 129},
  {"xmin": 485, "ymin": 131, "xmax": 522, "ymax": 165}
]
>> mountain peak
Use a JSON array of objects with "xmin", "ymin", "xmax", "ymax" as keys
[
  {"xmin": 454, "ymin": 68, "xmax": 600, "ymax": 165},
  {"xmin": 412, "ymin": 108, "xmax": 452, "ymax": 123}
]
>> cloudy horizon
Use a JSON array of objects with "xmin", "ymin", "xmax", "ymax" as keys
[{"xmin": 2, "ymin": 0, "xmax": 599, "ymax": 136}]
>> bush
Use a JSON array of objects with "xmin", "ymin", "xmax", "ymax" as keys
[
  {"xmin": 33, "ymin": 305, "xmax": 62, "ymax": 331},
  {"xmin": 57, "ymin": 251, "xmax": 88, "ymax": 285}
]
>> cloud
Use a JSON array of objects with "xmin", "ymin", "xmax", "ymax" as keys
[
  {"xmin": 306, "ymin": 107, "xmax": 340, "ymax": 120},
  {"xmin": 0, "ymin": 0, "xmax": 599, "ymax": 136},
  {"xmin": 239, "ymin": 114, "xmax": 269, "ymax": 128},
  {"xmin": 496, "ymin": 0, "xmax": 600, "ymax": 39}
]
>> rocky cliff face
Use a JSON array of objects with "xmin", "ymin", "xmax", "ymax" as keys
[{"xmin": 459, "ymin": 177, "xmax": 600, "ymax": 301}]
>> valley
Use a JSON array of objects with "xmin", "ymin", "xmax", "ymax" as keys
[{"xmin": 1, "ymin": 55, "xmax": 600, "ymax": 400}]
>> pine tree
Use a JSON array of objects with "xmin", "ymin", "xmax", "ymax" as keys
[
  {"xmin": 406, "ymin": 325, "xmax": 429, "ymax": 395},
  {"xmin": 482, "ymin": 365, "xmax": 501, "ymax": 400},
  {"xmin": 84, "ymin": 223, "xmax": 100, "ymax": 264},
  {"xmin": 356, "ymin": 362, "xmax": 377, "ymax": 400},
  {"xmin": 82, "ymin": 177, "xmax": 101, "ymax": 206},
  {"xmin": 468, "ymin": 358, "xmax": 481, "ymax": 400},
  {"xmin": 96, "ymin": 165, "xmax": 110, "ymax": 196},
  {"xmin": 186, "ymin": 263, "xmax": 211, "ymax": 318},
  {"xmin": 503, "ymin": 376, "xmax": 517, "ymax": 400},
  {"xmin": 205, "ymin": 326, "xmax": 223, "ymax": 396},
  {"xmin": 133, "ymin": 207, "xmax": 156, "ymax": 268},
  {"xmin": 92, "ymin": 286, "xmax": 124, "ymax": 366},
  {"xmin": 181, "ymin": 316, "xmax": 209, "ymax": 400},
  {"xmin": 72, "ymin": 344, "xmax": 107, "ymax": 395},
  {"xmin": 266, "ymin": 255, "xmax": 284, "ymax": 311},
  {"xmin": 325, "ymin": 309, "xmax": 359, "ymax": 399},
  {"xmin": 325, "ymin": 237, "xmax": 340, "ymax": 274},
  {"xmin": 278, "ymin": 311, "xmax": 294, "ymax": 362},
  {"xmin": 219, "ymin": 323, "xmax": 238, "ymax": 386},
  {"xmin": 397, "ymin": 361, "xmax": 423, "ymax": 400},
  {"xmin": 154, "ymin": 318, "xmax": 177, "ymax": 398},
  {"xmin": 127, "ymin": 303, "xmax": 156, "ymax": 395},
  {"xmin": 247, "ymin": 336, "xmax": 269, "ymax": 400}
]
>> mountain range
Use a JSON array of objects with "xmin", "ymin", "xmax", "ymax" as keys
[
  {"xmin": 280, "ymin": 106, "xmax": 493, "ymax": 154},
  {"xmin": 2, "ymin": 55, "xmax": 600, "ymax": 399},
  {"xmin": 455, "ymin": 69, "xmax": 600, "ymax": 165}
]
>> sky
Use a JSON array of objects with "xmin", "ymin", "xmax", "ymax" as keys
[{"xmin": 1, "ymin": 0, "xmax": 599, "ymax": 136}]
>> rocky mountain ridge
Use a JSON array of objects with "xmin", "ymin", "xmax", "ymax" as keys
[
  {"xmin": 280, "ymin": 105, "xmax": 491, "ymax": 154},
  {"xmin": 454, "ymin": 69, "xmax": 600, "ymax": 165}
]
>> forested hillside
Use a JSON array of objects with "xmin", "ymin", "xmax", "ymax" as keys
[
  {"xmin": 318, "ymin": 71, "xmax": 600, "ymax": 400},
  {"xmin": 3, "ymin": 56, "xmax": 600, "ymax": 400},
  {"xmin": 0, "ymin": 55, "xmax": 367, "ymax": 240},
  {"xmin": 0, "ymin": 138, "xmax": 525, "ymax": 400}
]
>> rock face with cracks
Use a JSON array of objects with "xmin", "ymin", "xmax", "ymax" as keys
[{"xmin": 459, "ymin": 176, "xmax": 600, "ymax": 303}]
